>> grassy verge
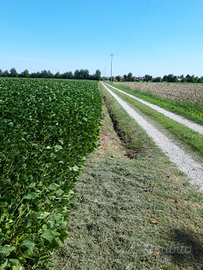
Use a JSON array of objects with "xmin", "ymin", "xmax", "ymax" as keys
[
  {"xmin": 105, "ymin": 83, "xmax": 203, "ymax": 159},
  {"xmin": 53, "ymin": 83, "xmax": 203, "ymax": 270},
  {"xmin": 107, "ymin": 82, "xmax": 203, "ymax": 125}
]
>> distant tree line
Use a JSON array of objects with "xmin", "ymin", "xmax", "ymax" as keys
[
  {"xmin": 0, "ymin": 68, "xmax": 102, "ymax": 81},
  {"xmin": 105, "ymin": 72, "xmax": 203, "ymax": 83}
]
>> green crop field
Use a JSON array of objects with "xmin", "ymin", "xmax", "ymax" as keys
[{"xmin": 0, "ymin": 78, "xmax": 102, "ymax": 269}]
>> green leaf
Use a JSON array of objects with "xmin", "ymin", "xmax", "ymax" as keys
[
  {"xmin": 38, "ymin": 212, "xmax": 50, "ymax": 220},
  {"xmin": 39, "ymin": 254, "xmax": 52, "ymax": 261},
  {"xmin": 43, "ymin": 261, "xmax": 55, "ymax": 268},
  {"xmin": 25, "ymin": 192, "xmax": 39, "ymax": 200},
  {"xmin": 41, "ymin": 230, "xmax": 53, "ymax": 243},
  {"xmin": 58, "ymin": 229, "xmax": 69, "ymax": 243},
  {"xmin": 54, "ymin": 145, "xmax": 63, "ymax": 151},
  {"xmin": 70, "ymin": 165, "xmax": 79, "ymax": 172},
  {"xmin": 28, "ymin": 181, "xmax": 35, "ymax": 188},
  {"xmin": 20, "ymin": 239, "xmax": 35, "ymax": 258},
  {"xmin": 8, "ymin": 259, "xmax": 21, "ymax": 266},
  {"xmin": 0, "ymin": 246, "xmax": 11, "ymax": 256},
  {"xmin": 56, "ymin": 189, "xmax": 64, "ymax": 196},
  {"xmin": 41, "ymin": 229, "xmax": 61, "ymax": 249},
  {"xmin": 48, "ymin": 183, "xmax": 60, "ymax": 191},
  {"xmin": 0, "ymin": 259, "xmax": 8, "ymax": 269},
  {"xmin": 49, "ymin": 238, "xmax": 62, "ymax": 249},
  {"xmin": 12, "ymin": 266, "xmax": 25, "ymax": 270}
]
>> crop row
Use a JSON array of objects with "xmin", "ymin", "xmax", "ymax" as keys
[{"xmin": 0, "ymin": 78, "xmax": 102, "ymax": 269}]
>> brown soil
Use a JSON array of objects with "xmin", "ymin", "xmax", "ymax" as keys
[
  {"xmin": 113, "ymin": 82, "xmax": 203, "ymax": 104},
  {"xmin": 87, "ymin": 103, "xmax": 126, "ymax": 162}
]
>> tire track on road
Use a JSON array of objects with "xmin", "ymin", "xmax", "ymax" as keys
[
  {"xmin": 105, "ymin": 83, "xmax": 203, "ymax": 136},
  {"xmin": 101, "ymin": 82, "xmax": 203, "ymax": 192}
]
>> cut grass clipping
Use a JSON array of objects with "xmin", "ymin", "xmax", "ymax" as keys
[
  {"xmin": 53, "ymin": 83, "xmax": 203, "ymax": 270},
  {"xmin": 105, "ymin": 83, "xmax": 203, "ymax": 159}
]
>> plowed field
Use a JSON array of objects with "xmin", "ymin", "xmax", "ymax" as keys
[{"xmin": 113, "ymin": 82, "xmax": 203, "ymax": 104}]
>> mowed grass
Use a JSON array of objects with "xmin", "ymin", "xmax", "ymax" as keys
[
  {"xmin": 107, "ymin": 82, "xmax": 203, "ymax": 125},
  {"xmin": 53, "ymin": 83, "xmax": 203, "ymax": 270},
  {"xmin": 105, "ymin": 83, "xmax": 203, "ymax": 159}
]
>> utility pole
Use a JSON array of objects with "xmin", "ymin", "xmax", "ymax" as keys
[{"xmin": 110, "ymin": 53, "xmax": 114, "ymax": 82}]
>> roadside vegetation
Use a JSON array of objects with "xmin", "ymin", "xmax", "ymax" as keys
[
  {"xmin": 107, "ymin": 82, "xmax": 203, "ymax": 125},
  {"xmin": 105, "ymin": 83, "xmax": 203, "ymax": 160},
  {"xmin": 53, "ymin": 83, "xmax": 203, "ymax": 270}
]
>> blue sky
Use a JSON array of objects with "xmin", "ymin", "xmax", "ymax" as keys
[{"xmin": 1, "ymin": 0, "xmax": 203, "ymax": 78}]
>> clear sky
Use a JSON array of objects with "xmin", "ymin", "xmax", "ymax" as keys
[{"xmin": 1, "ymin": 0, "xmax": 203, "ymax": 78}]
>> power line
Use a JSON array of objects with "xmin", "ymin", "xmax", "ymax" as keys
[
  {"xmin": 115, "ymin": 0, "xmax": 164, "ymax": 56},
  {"xmin": 115, "ymin": 0, "xmax": 154, "ymax": 55}
]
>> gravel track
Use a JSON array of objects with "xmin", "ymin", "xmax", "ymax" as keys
[
  {"xmin": 105, "ymin": 83, "xmax": 203, "ymax": 136},
  {"xmin": 101, "ymin": 82, "xmax": 203, "ymax": 192}
]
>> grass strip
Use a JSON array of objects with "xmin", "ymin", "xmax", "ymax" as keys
[
  {"xmin": 53, "ymin": 83, "xmax": 203, "ymax": 270},
  {"xmin": 108, "ymin": 82, "xmax": 203, "ymax": 125},
  {"xmin": 105, "ymin": 83, "xmax": 203, "ymax": 159}
]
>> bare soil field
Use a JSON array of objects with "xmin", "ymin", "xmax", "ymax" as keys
[{"xmin": 113, "ymin": 82, "xmax": 203, "ymax": 104}]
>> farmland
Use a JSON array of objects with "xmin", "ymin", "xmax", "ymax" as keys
[
  {"xmin": 1, "ymin": 78, "xmax": 203, "ymax": 269},
  {"xmin": 108, "ymin": 81, "xmax": 203, "ymax": 126},
  {"xmin": 113, "ymin": 81, "xmax": 203, "ymax": 104},
  {"xmin": 53, "ymin": 82, "xmax": 203, "ymax": 270},
  {"xmin": 0, "ymin": 78, "xmax": 102, "ymax": 269}
]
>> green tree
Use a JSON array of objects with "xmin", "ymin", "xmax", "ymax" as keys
[
  {"xmin": 95, "ymin": 69, "xmax": 101, "ymax": 81},
  {"xmin": 186, "ymin": 74, "xmax": 195, "ymax": 83},
  {"xmin": 123, "ymin": 74, "xmax": 127, "ymax": 81},
  {"xmin": 62, "ymin": 72, "xmax": 69, "ymax": 79},
  {"xmin": 47, "ymin": 70, "xmax": 54, "ymax": 78},
  {"xmin": 127, "ymin": 72, "xmax": 133, "ymax": 81},
  {"xmin": 55, "ymin": 71, "xmax": 61, "ymax": 79},
  {"xmin": 78, "ymin": 69, "xmax": 85, "ymax": 79},
  {"xmin": 152, "ymin": 77, "xmax": 162, "ymax": 82},
  {"xmin": 9, "ymin": 68, "xmax": 18, "ymax": 77},
  {"xmin": 181, "ymin": 77, "xmax": 187, "ymax": 83},
  {"xmin": 40, "ymin": 70, "xmax": 49, "ymax": 78},
  {"xmin": 144, "ymin": 75, "xmax": 152, "ymax": 82},
  {"xmin": 21, "ymin": 69, "xmax": 29, "ymax": 78},
  {"xmin": 197, "ymin": 77, "xmax": 203, "ymax": 83},
  {"xmin": 167, "ymin": 74, "xmax": 177, "ymax": 82},
  {"xmin": 116, "ymin": 75, "xmax": 121, "ymax": 82},
  {"xmin": 30, "ymin": 72, "xmax": 41, "ymax": 78},
  {"xmin": 74, "ymin": 69, "xmax": 80, "ymax": 79},
  {"xmin": 84, "ymin": 69, "xmax": 90, "ymax": 80},
  {"xmin": 68, "ymin": 71, "xmax": 73, "ymax": 79},
  {"xmin": 2, "ymin": 70, "xmax": 9, "ymax": 77}
]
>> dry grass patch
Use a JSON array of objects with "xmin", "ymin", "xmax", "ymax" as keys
[{"xmin": 114, "ymin": 82, "xmax": 203, "ymax": 104}]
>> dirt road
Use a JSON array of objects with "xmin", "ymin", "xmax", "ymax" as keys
[
  {"xmin": 101, "ymin": 82, "xmax": 203, "ymax": 192},
  {"xmin": 105, "ymin": 83, "xmax": 203, "ymax": 136}
]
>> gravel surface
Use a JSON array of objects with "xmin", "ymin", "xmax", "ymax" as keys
[
  {"xmin": 106, "ymin": 83, "xmax": 203, "ymax": 136},
  {"xmin": 101, "ymin": 83, "xmax": 203, "ymax": 192}
]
